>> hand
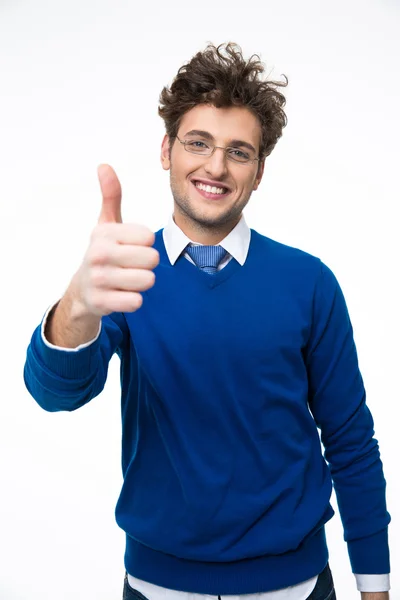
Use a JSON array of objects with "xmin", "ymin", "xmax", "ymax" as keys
[{"xmin": 74, "ymin": 164, "xmax": 159, "ymax": 317}]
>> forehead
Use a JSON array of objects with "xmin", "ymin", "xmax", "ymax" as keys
[{"xmin": 178, "ymin": 104, "xmax": 261, "ymax": 146}]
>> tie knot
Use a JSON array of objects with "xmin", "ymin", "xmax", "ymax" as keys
[{"xmin": 185, "ymin": 244, "xmax": 228, "ymax": 274}]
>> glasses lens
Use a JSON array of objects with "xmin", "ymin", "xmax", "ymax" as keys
[
  {"xmin": 184, "ymin": 139, "xmax": 255, "ymax": 164},
  {"xmin": 185, "ymin": 140, "xmax": 212, "ymax": 155},
  {"xmin": 227, "ymin": 149, "xmax": 253, "ymax": 164}
]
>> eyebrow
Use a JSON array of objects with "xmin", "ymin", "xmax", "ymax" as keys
[{"xmin": 183, "ymin": 129, "xmax": 257, "ymax": 154}]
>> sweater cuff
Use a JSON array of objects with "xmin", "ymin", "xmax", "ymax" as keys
[
  {"xmin": 35, "ymin": 300, "xmax": 102, "ymax": 380},
  {"xmin": 347, "ymin": 527, "xmax": 390, "ymax": 574}
]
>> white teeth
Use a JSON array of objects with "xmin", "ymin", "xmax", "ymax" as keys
[{"xmin": 195, "ymin": 182, "xmax": 227, "ymax": 195}]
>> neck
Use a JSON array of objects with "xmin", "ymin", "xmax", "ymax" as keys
[{"xmin": 173, "ymin": 209, "xmax": 241, "ymax": 245}]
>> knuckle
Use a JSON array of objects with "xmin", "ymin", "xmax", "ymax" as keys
[
  {"xmin": 91, "ymin": 266, "xmax": 107, "ymax": 288},
  {"xmin": 91, "ymin": 224, "xmax": 104, "ymax": 241},
  {"xmin": 96, "ymin": 222, "xmax": 111, "ymax": 236},
  {"xmin": 90, "ymin": 243, "xmax": 109, "ymax": 265},
  {"xmin": 136, "ymin": 225, "xmax": 155, "ymax": 245},
  {"xmin": 87, "ymin": 291, "xmax": 101, "ymax": 311}
]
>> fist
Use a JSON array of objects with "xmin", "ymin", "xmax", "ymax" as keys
[{"xmin": 75, "ymin": 164, "xmax": 160, "ymax": 317}]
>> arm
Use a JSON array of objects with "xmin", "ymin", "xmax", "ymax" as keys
[
  {"xmin": 304, "ymin": 262, "xmax": 391, "ymax": 589},
  {"xmin": 23, "ymin": 280, "xmax": 128, "ymax": 412},
  {"xmin": 23, "ymin": 163, "xmax": 155, "ymax": 413}
]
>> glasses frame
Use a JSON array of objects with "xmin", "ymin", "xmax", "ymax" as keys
[{"xmin": 175, "ymin": 135, "xmax": 260, "ymax": 165}]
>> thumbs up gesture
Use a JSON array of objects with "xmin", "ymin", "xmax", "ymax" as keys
[{"xmin": 75, "ymin": 165, "xmax": 160, "ymax": 317}]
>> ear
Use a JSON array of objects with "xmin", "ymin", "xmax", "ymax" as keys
[
  {"xmin": 253, "ymin": 158, "xmax": 265, "ymax": 191},
  {"xmin": 161, "ymin": 134, "xmax": 171, "ymax": 170}
]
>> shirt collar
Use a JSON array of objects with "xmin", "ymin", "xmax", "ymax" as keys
[{"xmin": 162, "ymin": 212, "xmax": 251, "ymax": 266}]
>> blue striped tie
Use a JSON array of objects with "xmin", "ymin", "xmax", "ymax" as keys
[{"xmin": 185, "ymin": 244, "xmax": 228, "ymax": 275}]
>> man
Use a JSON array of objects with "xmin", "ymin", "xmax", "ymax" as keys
[{"xmin": 23, "ymin": 43, "xmax": 391, "ymax": 600}]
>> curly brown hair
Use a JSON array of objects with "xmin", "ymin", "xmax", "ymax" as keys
[{"xmin": 158, "ymin": 42, "xmax": 289, "ymax": 161}]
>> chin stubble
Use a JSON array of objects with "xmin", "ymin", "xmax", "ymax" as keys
[{"xmin": 170, "ymin": 171, "xmax": 249, "ymax": 230}]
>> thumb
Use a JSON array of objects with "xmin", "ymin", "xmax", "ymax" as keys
[{"xmin": 97, "ymin": 164, "xmax": 123, "ymax": 224}]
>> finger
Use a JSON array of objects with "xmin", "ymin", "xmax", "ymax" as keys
[{"xmin": 97, "ymin": 164, "xmax": 123, "ymax": 224}]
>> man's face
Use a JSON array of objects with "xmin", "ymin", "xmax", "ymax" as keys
[{"xmin": 160, "ymin": 104, "xmax": 265, "ymax": 234}]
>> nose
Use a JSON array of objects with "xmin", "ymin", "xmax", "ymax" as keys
[{"xmin": 204, "ymin": 147, "xmax": 229, "ymax": 179}]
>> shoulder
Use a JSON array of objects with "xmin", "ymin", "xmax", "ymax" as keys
[
  {"xmin": 250, "ymin": 228, "xmax": 325, "ymax": 274},
  {"xmin": 249, "ymin": 230, "xmax": 343, "ymax": 298}
]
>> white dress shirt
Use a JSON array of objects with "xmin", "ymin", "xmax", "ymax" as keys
[{"xmin": 41, "ymin": 212, "xmax": 390, "ymax": 596}]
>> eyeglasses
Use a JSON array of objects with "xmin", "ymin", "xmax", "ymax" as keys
[{"xmin": 175, "ymin": 135, "xmax": 260, "ymax": 165}]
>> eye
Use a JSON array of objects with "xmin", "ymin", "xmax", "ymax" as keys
[
  {"xmin": 187, "ymin": 140, "xmax": 209, "ymax": 148},
  {"xmin": 229, "ymin": 148, "xmax": 250, "ymax": 159}
]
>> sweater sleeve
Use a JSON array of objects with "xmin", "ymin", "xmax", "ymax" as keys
[
  {"xmin": 304, "ymin": 261, "xmax": 391, "ymax": 574},
  {"xmin": 23, "ymin": 300, "xmax": 128, "ymax": 412}
]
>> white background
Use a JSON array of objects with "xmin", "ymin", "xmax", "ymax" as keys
[{"xmin": 1, "ymin": 0, "xmax": 399, "ymax": 598}]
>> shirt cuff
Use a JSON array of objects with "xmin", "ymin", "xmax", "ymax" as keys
[
  {"xmin": 354, "ymin": 573, "xmax": 390, "ymax": 592},
  {"xmin": 41, "ymin": 299, "xmax": 102, "ymax": 351}
]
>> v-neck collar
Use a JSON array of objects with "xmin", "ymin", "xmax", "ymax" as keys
[
  {"xmin": 156, "ymin": 229, "xmax": 249, "ymax": 289},
  {"xmin": 174, "ymin": 247, "xmax": 242, "ymax": 288},
  {"xmin": 162, "ymin": 213, "xmax": 251, "ymax": 267}
]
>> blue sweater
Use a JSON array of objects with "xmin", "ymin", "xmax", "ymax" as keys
[{"xmin": 24, "ymin": 228, "xmax": 391, "ymax": 594}]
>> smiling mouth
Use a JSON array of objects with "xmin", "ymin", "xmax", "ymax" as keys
[{"xmin": 191, "ymin": 180, "xmax": 231, "ymax": 200}]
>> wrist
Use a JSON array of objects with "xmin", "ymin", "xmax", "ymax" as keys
[{"xmin": 361, "ymin": 592, "xmax": 389, "ymax": 600}]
